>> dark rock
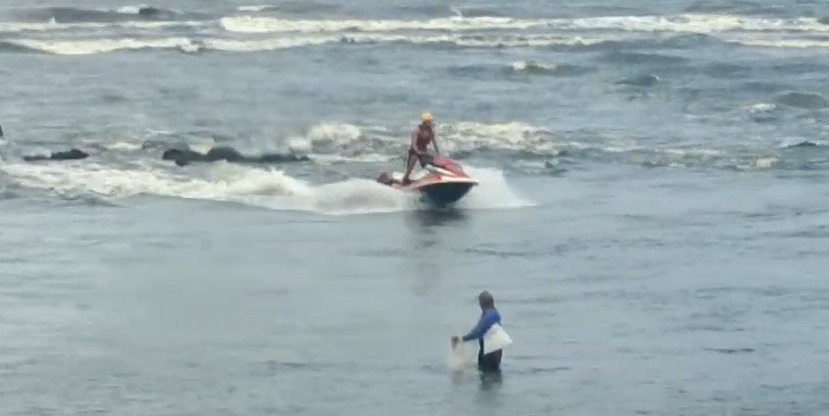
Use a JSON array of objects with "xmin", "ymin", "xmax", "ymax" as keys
[{"xmin": 23, "ymin": 148, "xmax": 89, "ymax": 162}]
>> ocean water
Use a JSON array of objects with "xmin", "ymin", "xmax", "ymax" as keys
[{"xmin": 2, "ymin": 0, "xmax": 829, "ymax": 414}]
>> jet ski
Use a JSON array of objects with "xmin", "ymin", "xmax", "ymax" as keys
[{"xmin": 376, "ymin": 153, "xmax": 478, "ymax": 206}]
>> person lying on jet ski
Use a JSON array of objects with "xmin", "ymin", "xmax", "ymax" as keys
[
  {"xmin": 401, "ymin": 112, "xmax": 441, "ymax": 184},
  {"xmin": 375, "ymin": 172, "xmax": 401, "ymax": 186}
]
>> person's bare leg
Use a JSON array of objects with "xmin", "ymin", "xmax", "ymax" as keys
[{"xmin": 402, "ymin": 152, "xmax": 417, "ymax": 183}]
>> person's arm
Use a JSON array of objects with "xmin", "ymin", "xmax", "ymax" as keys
[
  {"xmin": 410, "ymin": 130, "xmax": 420, "ymax": 154},
  {"xmin": 461, "ymin": 311, "xmax": 498, "ymax": 342},
  {"xmin": 432, "ymin": 137, "xmax": 440, "ymax": 155}
]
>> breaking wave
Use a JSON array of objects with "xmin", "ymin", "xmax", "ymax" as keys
[
  {"xmin": 0, "ymin": 11, "xmax": 827, "ymax": 53},
  {"xmin": 0, "ymin": 33, "xmax": 616, "ymax": 55},
  {"xmin": 218, "ymin": 14, "xmax": 829, "ymax": 35}
]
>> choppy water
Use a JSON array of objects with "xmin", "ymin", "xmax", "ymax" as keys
[{"xmin": 2, "ymin": 0, "xmax": 829, "ymax": 414}]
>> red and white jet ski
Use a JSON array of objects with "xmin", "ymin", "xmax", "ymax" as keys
[{"xmin": 376, "ymin": 153, "xmax": 478, "ymax": 206}]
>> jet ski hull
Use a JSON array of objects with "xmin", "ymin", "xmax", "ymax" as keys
[
  {"xmin": 403, "ymin": 180, "xmax": 476, "ymax": 207},
  {"xmin": 377, "ymin": 153, "xmax": 478, "ymax": 207}
]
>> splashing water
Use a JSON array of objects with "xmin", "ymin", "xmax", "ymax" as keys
[
  {"xmin": 0, "ymin": 157, "xmax": 533, "ymax": 215},
  {"xmin": 457, "ymin": 166, "xmax": 535, "ymax": 210},
  {"xmin": 446, "ymin": 343, "xmax": 470, "ymax": 372}
]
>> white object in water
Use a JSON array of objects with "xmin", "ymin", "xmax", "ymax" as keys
[
  {"xmin": 447, "ymin": 342, "xmax": 468, "ymax": 372},
  {"xmin": 483, "ymin": 323, "xmax": 512, "ymax": 354}
]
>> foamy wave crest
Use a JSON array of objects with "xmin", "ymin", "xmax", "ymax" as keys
[
  {"xmin": 105, "ymin": 142, "xmax": 144, "ymax": 151},
  {"xmin": 510, "ymin": 60, "xmax": 553, "ymax": 72},
  {"xmin": 2, "ymin": 32, "xmax": 617, "ymax": 55},
  {"xmin": 237, "ymin": 5, "xmax": 279, "ymax": 12},
  {"xmin": 0, "ymin": 20, "xmax": 204, "ymax": 34},
  {"xmin": 311, "ymin": 154, "xmax": 395, "ymax": 163},
  {"xmin": 220, "ymin": 13, "xmax": 829, "ymax": 35},
  {"xmin": 453, "ymin": 34, "xmax": 609, "ymax": 48},
  {"xmin": 746, "ymin": 102, "xmax": 777, "ymax": 113},
  {"xmin": 441, "ymin": 121, "xmax": 559, "ymax": 154},
  {"xmin": 727, "ymin": 37, "xmax": 829, "ymax": 49},
  {"xmin": 3, "ymin": 12, "xmax": 827, "ymax": 41},
  {"xmin": 5, "ymin": 36, "xmax": 340, "ymax": 55},
  {"xmin": 563, "ymin": 14, "xmax": 829, "ymax": 34},
  {"xmin": 326, "ymin": 32, "xmax": 609, "ymax": 49},
  {"xmin": 294, "ymin": 122, "xmax": 393, "ymax": 161},
  {"xmin": 296, "ymin": 119, "xmax": 567, "ymax": 159},
  {"xmin": 205, "ymin": 36, "xmax": 340, "ymax": 52},
  {"xmin": 509, "ymin": 61, "xmax": 589, "ymax": 76},
  {"xmin": 307, "ymin": 122, "xmax": 364, "ymax": 144},
  {"xmin": 220, "ymin": 15, "xmax": 554, "ymax": 33},
  {"xmin": 114, "ymin": 5, "xmax": 163, "ymax": 15},
  {"xmin": 10, "ymin": 37, "xmax": 201, "ymax": 55}
]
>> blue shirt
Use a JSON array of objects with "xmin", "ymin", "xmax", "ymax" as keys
[{"xmin": 462, "ymin": 307, "xmax": 501, "ymax": 342}]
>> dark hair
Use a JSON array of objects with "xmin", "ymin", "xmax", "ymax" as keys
[{"xmin": 478, "ymin": 290, "xmax": 494, "ymax": 307}]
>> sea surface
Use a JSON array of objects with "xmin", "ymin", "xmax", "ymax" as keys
[{"xmin": 2, "ymin": 0, "xmax": 829, "ymax": 415}]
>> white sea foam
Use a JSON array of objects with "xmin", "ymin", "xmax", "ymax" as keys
[
  {"xmin": 219, "ymin": 15, "xmax": 553, "ymax": 34},
  {"xmin": 220, "ymin": 13, "xmax": 829, "ymax": 35},
  {"xmin": 510, "ymin": 60, "xmax": 559, "ymax": 72},
  {"xmin": 446, "ymin": 343, "xmax": 470, "ymax": 372},
  {"xmin": 2, "ymin": 12, "xmax": 827, "ymax": 57},
  {"xmin": 0, "ymin": 20, "xmax": 204, "ymax": 33},
  {"xmin": 5, "ymin": 32, "xmax": 609, "ymax": 55},
  {"xmin": 1, "ymin": 12, "xmax": 825, "ymax": 36},
  {"xmin": 0, "ymin": 158, "xmax": 531, "ymax": 215},
  {"xmin": 9, "ymin": 18, "xmax": 825, "ymax": 56},
  {"xmin": 237, "ymin": 5, "xmax": 276, "ymax": 12},
  {"xmin": 455, "ymin": 166, "xmax": 536, "ymax": 209},
  {"xmin": 104, "ymin": 141, "xmax": 144, "ymax": 151},
  {"xmin": 11, "ymin": 37, "xmax": 197, "ymax": 55},
  {"xmin": 727, "ymin": 37, "xmax": 829, "ymax": 49},
  {"xmin": 440, "ymin": 121, "xmax": 559, "ymax": 154}
]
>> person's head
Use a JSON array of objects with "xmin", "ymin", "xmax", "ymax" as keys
[
  {"xmin": 376, "ymin": 172, "xmax": 392, "ymax": 185},
  {"xmin": 478, "ymin": 290, "xmax": 494, "ymax": 310},
  {"xmin": 420, "ymin": 112, "xmax": 433, "ymax": 128}
]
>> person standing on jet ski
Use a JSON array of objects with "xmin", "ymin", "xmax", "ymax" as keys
[{"xmin": 401, "ymin": 112, "xmax": 441, "ymax": 184}]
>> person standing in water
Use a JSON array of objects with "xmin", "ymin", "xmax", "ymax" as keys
[{"xmin": 452, "ymin": 290, "xmax": 504, "ymax": 373}]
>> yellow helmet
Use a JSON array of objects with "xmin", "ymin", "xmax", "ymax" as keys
[{"xmin": 420, "ymin": 112, "xmax": 433, "ymax": 123}]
